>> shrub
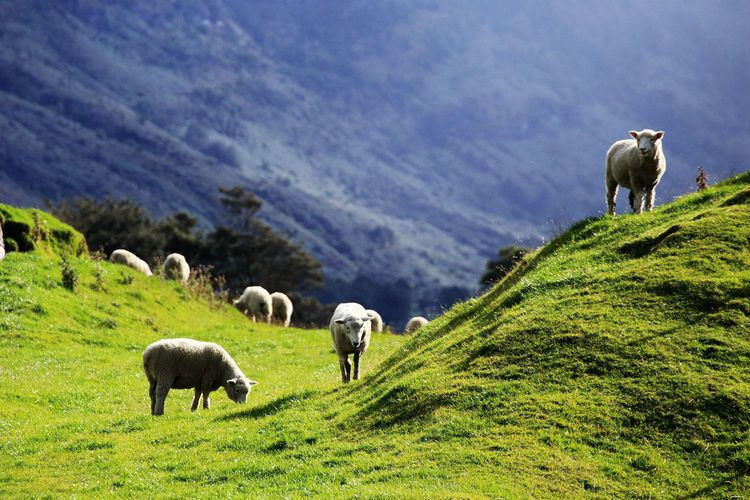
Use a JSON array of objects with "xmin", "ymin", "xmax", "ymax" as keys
[{"xmin": 61, "ymin": 256, "xmax": 78, "ymax": 292}]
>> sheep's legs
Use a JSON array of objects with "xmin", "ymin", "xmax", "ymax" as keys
[
  {"xmin": 632, "ymin": 190, "xmax": 645, "ymax": 214},
  {"xmin": 191, "ymin": 389, "xmax": 201, "ymax": 412},
  {"xmin": 339, "ymin": 357, "xmax": 352, "ymax": 383},
  {"xmin": 645, "ymin": 188, "xmax": 656, "ymax": 211},
  {"xmin": 352, "ymin": 352, "xmax": 361, "ymax": 380},
  {"xmin": 153, "ymin": 382, "xmax": 170, "ymax": 416},
  {"xmin": 605, "ymin": 177, "xmax": 618, "ymax": 215},
  {"xmin": 149, "ymin": 379, "xmax": 157, "ymax": 415},
  {"xmin": 191, "ymin": 388, "xmax": 212, "ymax": 411}
]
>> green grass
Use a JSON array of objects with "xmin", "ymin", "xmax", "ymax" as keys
[{"xmin": 1, "ymin": 172, "xmax": 749, "ymax": 497}]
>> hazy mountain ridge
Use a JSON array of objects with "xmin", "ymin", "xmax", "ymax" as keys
[{"xmin": 1, "ymin": 0, "xmax": 748, "ymax": 303}]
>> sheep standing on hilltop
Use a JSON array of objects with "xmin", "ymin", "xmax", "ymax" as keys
[
  {"xmin": 330, "ymin": 303, "xmax": 375, "ymax": 383},
  {"xmin": 606, "ymin": 129, "xmax": 667, "ymax": 215},
  {"xmin": 142, "ymin": 338, "xmax": 258, "ymax": 416},
  {"xmin": 233, "ymin": 286, "xmax": 273, "ymax": 323},
  {"xmin": 0, "ymin": 223, "xmax": 5, "ymax": 261},
  {"xmin": 270, "ymin": 292, "xmax": 293, "ymax": 327},
  {"xmin": 110, "ymin": 249, "xmax": 152, "ymax": 276},
  {"xmin": 404, "ymin": 316, "xmax": 428, "ymax": 334},
  {"xmin": 163, "ymin": 253, "xmax": 190, "ymax": 283},
  {"xmin": 366, "ymin": 309, "xmax": 383, "ymax": 333}
]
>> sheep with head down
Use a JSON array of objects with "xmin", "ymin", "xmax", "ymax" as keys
[
  {"xmin": 404, "ymin": 316, "xmax": 428, "ymax": 334},
  {"xmin": 366, "ymin": 309, "xmax": 383, "ymax": 333},
  {"xmin": 110, "ymin": 248, "xmax": 152, "ymax": 276},
  {"xmin": 142, "ymin": 338, "xmax": 257, "ymax": 416},
  {"xmin": 163, "ymin": 253, "xmax": 190, "ymax": 283},
  {"xmin": 605, "ymin": 129, "xmax": 667, "ymax": 215},
  {"xmin": 233, "ymin": 286, "xmax": 273, "ymax": 323},
  {"xmin": 270, "ymin": 292, "xmax": 293, "ymax": 327},
  {"xmin": 330, "ymin": 303, "xmax": 376, "ymax": 383}
]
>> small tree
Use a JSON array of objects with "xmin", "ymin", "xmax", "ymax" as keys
[
  {"xmin": 61, "ymin": 256, "xmax": 78, "ymax": 292},
  {"xmin": 480, "ymin": 245, "xmax": 529, "ymax": 288},
  {"xmin": 696, "ymin": 167, "xmax": 709, "ymax": 191}
]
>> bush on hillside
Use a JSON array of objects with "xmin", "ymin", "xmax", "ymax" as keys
[{"xmin": 480, "ymin": 245, "xmax": 529, "ymax": 288}]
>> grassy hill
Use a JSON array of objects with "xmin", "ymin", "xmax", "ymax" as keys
[{"xmin": 1, "ymin": 173, "xmax": 749, "ymax": 497}]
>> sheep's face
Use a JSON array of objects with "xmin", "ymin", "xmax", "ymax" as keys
[
  {"xmin": 629, "ymin": 129, "xmax": 664, "ymax": 158},
  {"xmin": 335, "ymin": 315, "xmax": 373, "ymax": 349},
  {"xmin": 225, "ymin": 377, "xmax": 258, "ymax": 404}
]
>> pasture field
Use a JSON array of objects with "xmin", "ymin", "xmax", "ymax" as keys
[{"xmin": 1, "ymin": 172, "xmax": 749, "ymax": 497}]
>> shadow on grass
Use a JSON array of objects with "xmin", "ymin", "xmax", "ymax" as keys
[
  {"xmin": 215, "ymin": 389, "xmax": 316, "ymax": 421},
  {"xmin": 679, "ymin": 471, "xmax": 747, "ymax": 499}
]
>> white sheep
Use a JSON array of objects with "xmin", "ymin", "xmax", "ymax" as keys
[
  {"xmin": 366, "ymin": 309, "xmax": 383, "ymax": 333},
  {"xmin": 110, "ymin": 248, "xmax": 152, "ymax": 276},
  {"xmin": 163, "ymin": 253, "xmax": 190, "ymax": 283},
  {"xmin": 330, "ymin": 303, "xmax": 376, "ymax": 383},
  {"xmin": 0, "ymin": 223, "xmax": 4, "ymax": 261},
  {"xmin": 142, "ymin": 338, "xmax": 258, "ymax": 416},
  {"xmin": 404, "ymin": 316, "xmax": 428, "ymax": 334},
  {"xmin": 270, "ymin": 292, "xmax": 293, "ymax": 327},
  {"xmin": 605, "ymin": 129, "xmax": 666, "ymax": 215},
  {"xmin": 233, "ymin": 286, "xmax": 273, "ymax": 323}
]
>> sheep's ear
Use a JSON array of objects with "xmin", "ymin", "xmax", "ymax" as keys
[
  {"xmin": 248, "ymin": 379, "xmax": 259, "ymax": 386},
  {"xmin": 334, "ymin": 319, "xmax": 345, "ymax": 324},
  {"xmin": 227, "ymin": 378, "xmax": 237, "ymax": 386},
  {"xmin": 363, "ymin": 315, "xmax": 375, "ymax": 322},
  {"xmin": 654, "ymin": 131, "xmax": 664, "ymax": 140},
  {"xmin": 629, "ymin": 130, "xmax": 639, "ymax": 139}
]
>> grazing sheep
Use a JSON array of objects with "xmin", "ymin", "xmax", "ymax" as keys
[
  {"xmin": 330, "ymin": 303, "xmax": 376, "ymax": 383},
  {"xmin": 142, "ymin": 338, "xmax": 258, "ymax": 416},
  {"xmin": 233, "ymin": 286, "xmax": 273, "ymax": 323},
  {"xmin": 270, "ymin": 292, "xmax": 293, "ymax": 327},
  {"xmin": 110, "ymin": 249, "xmax": 152, "ymax": 276},
  {"xmin": 163, "ymin": 253, "xmax": 190, "ymax": 282},
  {"xmin": 0, "ymin": 223, "xmax": 4, "ymax": 261},
  {"xmin": 605, "ymin": 129, "xmax": 667, "ymax": 215},
  {"xmin": 366, "ymin": 309, "xmax": 383, "ymax": 333},
  {"xmin": 404, "ymin": 316, "xmax": 428, "ymax": 334}
]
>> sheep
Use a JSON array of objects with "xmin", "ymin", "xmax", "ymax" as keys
[
  {"xmin": 366, "ymin": 309, "xmax": 383, "ymax": 333},
  {"xmin": 110, "ymin": 248, "xmax": 152, "ymax": 276},
  {"xmin": 270, "ymin": 292, "xmax": 293, "ymax": 327},
  {"xmin": 330, "ymin": 302, "xmax": 376, "ymax": 383},
  {"xmin": 233, "ymin": 286, "xmax": 273, "ymax": 323},
  {"xmin": 404, "ymin": 316, "xmax": 428, "ymax": 334},
  {"xmin": 0, "ymin": 224, "xmax": 4, "ymax": 261},
  {"xmin": 605, "ymin": 129, "xmax": 667, "ymax": 215},
  {"xmin": 163, "ymin": 253, "xmax": 190, "ymax": 283},
  {"xmin": 142, "ymin": 338, "xmax": 258, "ymax": 416}
]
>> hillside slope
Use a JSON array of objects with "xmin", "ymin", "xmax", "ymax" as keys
[
  {"xmin": 318, "ymin": 172, "xmax": 750, "ymax": 496},
  {"xmin": 0, "ymin": 173, "xmax": 748, "ymax": 497}
]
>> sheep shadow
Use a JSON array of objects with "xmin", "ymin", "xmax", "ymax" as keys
[{"xmin": 215, "ymin": 389, "xmax": 316, "ymax": 421}]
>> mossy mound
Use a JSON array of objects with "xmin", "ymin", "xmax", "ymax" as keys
[{"xmin": 0, "ymin": 204, "xmax": 88, "ymax": 257}]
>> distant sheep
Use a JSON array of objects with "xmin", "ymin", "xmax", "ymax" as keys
[
  {"xmin": 110, "ymin": 249, "xmax": 152, "ymax": 276},
  {"xmin": 233, "ymin": 286, "xmax": 273, "ymax": 323},
  {"xmin": 404, "ymin": 316, "xmax": 428, "ymax": 334},
  {"xmin": 330, "ymin": 303, "xmax": 376, "ymax": 383},
  {"xmin": 270, "ymin": 292, "xmax": 293, "ymax": 327},
  {"xmin": 606, "ymin": 129, "xmax": 667, "ymax": 215},
  {"xmin": 142, "ymin": 338, "xmax": 258, "ymax": 416},
  {"xmin": 366, "ymin": 309, "xmax": 383, "ymax": 333},
  {"xmin": 163, "ymin": 253, "xmax": 190, "ymax": 283}
]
